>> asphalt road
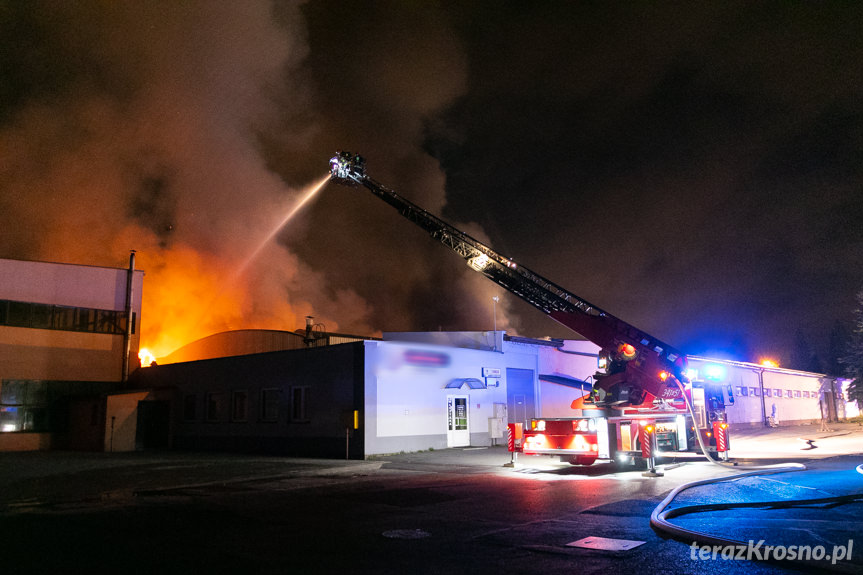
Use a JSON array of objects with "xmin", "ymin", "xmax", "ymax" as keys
[{"xmin": 0, "ymin": 424, "xmax": 861, "ymax": 574}]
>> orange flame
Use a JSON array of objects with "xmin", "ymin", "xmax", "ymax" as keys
[
  {"xmin": 137, "ymin": 176, "xmax": 331, "ymax": 361},
  {"xmin": 138, "ymin": 348, "xmax": 156, "ymax": 367}
]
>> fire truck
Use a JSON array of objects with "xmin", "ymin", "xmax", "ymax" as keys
[{"xmin": 329, "ymin": 151, "xmax": 730, "ymax": 465}]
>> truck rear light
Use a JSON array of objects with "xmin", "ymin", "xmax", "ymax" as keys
[
  {"xmin": 524, "ymin": 434, "xmax": 546, "ymax": 449},
  {"xmin": 532, "ymin": 420, "xmax": 546, "ymax": 431},
  {"xmin": 572, "ymin": 434, "xmax": 598, "ymax": 452}
]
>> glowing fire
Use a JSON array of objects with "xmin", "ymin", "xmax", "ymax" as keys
[
  {"xmin": 139, "ymin": 348, "xmax": 156, "ymax": 367},
  {"xmin": 136, "ymin": 176, "xmax": 330, "ymax": 363}
]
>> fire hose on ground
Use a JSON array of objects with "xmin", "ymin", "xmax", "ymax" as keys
[{"xmin": 648, "ymin": 378, "xmax": 863, "ymax": 572}]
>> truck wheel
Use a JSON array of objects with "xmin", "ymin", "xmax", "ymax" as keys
[{"xmin": 567, "ymin": 456, "xmax": 596, "ymax": 466}]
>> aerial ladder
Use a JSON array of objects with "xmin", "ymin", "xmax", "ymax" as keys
[{"xmin": 329, "ymin": 151, "xmax": 688, "ymax": 409}]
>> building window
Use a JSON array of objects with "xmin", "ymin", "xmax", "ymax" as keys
[
  {"xmin": 232, "ymin": 390, "xmax": 248, "ymax": 422},
  {"xmin": 7, "ymin": 301, "xmax": 30, "ymax": 327},
  {"xmin": 290, "ymin": 386, "xmax": 309, "ymax": 422},
  {"xmin": 749, "ymin": 387, "xmax": 759, "ymax": 396},
  {"xmin": 30, "ymin": 304, "xmax": 52, "ymax": 329},
  {"xmin": 75, "ymin": 308, "xmax": 96, "ymax": 331},
  {"xmin": 183, "ymin": 394, "xmax": 197, "ymax": 421},
  {"xmin": 54, "ymin": 306, "xmax": 77, "ymax": 330},
  {"xmin": 737, "ymin": 386, "xmax": 748, "ymax": 397},
  {"xmin": 794, "ymin": 390, "xmax": 801, "ymax": 398},
  {"xmin": 0, "ymin": 299, "xmax": 132, "ymax": 335},
  {"xmin": 206, "ymin": 392, "xmax": 226, "ymax": 422},
  {"xmin": 802, "ymin": 391, "xmax": 809, "ymax": 398},
  {"xmin": 785, "ymin": 390, "xmax": 793, "ymax": 398},
  {"xmin": 261, "ymin": 389, "xmax": 279, "ymax": 422}
]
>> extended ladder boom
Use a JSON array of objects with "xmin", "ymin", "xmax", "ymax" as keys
[{"xmin": 329, "ymin": 152, "xmax": 688, "ymax": 406}]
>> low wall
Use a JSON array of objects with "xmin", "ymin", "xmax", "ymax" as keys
[{"xmin": 0, "ymin": 432, "xmax": 52, "ymax": 451}]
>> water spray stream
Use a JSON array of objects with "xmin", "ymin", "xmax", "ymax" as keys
[
  {"xmin": 140, "ymin": 173, "xmax": 332, "ymax": 363},
  {"xmin": 237, "ymin": 173, "xmax": 331, "ymax": 275}
]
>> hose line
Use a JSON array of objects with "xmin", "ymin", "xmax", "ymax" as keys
[{"xmin": 645, "ymin": 378, "xmax": 863, "ymax": 570}]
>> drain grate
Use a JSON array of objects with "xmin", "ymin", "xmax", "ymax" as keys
[{"xmin": 566, "ymin": 536, "xmax": 645, "ymax": 552}]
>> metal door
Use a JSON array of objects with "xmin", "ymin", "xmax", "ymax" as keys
[{"xmin": 446, "ymin": 395, "xmax": 470, "ymax": 447}]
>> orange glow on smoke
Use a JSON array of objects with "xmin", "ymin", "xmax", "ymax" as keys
[
  {"xmin": 139, "ymin": 246, "xmax": 251, "ymax": 360},
  {"xmin": 136, "ymin": 176, "xmax": 331, "ymax": 362}
]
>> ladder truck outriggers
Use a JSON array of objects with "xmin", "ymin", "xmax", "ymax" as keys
[{"xmin": 329, "ymin": 151, "xmax": 730, "ymax": 466}]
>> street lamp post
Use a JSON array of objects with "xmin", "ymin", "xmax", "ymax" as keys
[
  {"xmin": 492, "ymin": 296, "xmax": 500, "ymax": 352},
  {"xmin": 492, "ymin": 296, "xmax": 499, "ymax": 332}
]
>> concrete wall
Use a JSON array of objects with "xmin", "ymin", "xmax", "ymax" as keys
[
  {"xmin": 0, "ymin": 432, "xmax": 52, "ymax": 451},
  {"xmin": 105, "ymin": 391, "xmax": 149, "ymax": 452},
  {"xmin": 0, "ymin": 258, "xmax": 143, "ymax": 312},
  {"xmin": 0, "ymin": 328, "xmax": 130, "ymax": 382}
]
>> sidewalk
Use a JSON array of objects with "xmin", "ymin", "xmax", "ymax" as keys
[{"xmin": 728, "ymin": 421, "xmax": 863, "ymax": 459}]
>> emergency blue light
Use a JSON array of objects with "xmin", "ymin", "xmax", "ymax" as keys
[{"xmin": 704, "ymin": 364, "xmax": 725, "ymax": 381}]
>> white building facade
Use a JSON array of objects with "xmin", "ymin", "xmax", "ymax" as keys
[{"xmin": 686, "ymin": 356, "xmax": 846, "ymax": 427}]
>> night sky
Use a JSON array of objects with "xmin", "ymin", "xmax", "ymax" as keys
[{"xmin": 2, "ymin": 2, "xmax": 861, "ymax": 368}]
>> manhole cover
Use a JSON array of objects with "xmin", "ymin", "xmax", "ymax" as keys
[
  {"xmin": 382, "ymin": 529, "xmax": 431, "ymax": 539},
  {"xmin": 566, "ymin": 536, "xmax": 645, "ymax": 552}
]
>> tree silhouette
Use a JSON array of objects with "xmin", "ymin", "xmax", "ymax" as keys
[{"xmin": 839, "ymin": 290, "xmax": 863, "ymax": 409}]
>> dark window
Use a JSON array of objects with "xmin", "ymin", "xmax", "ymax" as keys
[
  {"xmin": 96, "ymin": 309, "xmax": 122, "ymax": 334},
  {"xmin": 54, "ymin": 306, "xmax": 77, "ymax": 330},
  {"xmin": 206, "ymin": 392, "xmax": 226, "ymax": 422},
  {"xmin": 232, "ymin": 391, "xmax": 248, "ymax": 422},
  {"xmin": 261, "ymin": 389, "xmax": 279, "ymax": 422},
  {"xmin": 183, "ymin": 394, "xmax": 197, "ymax": 421},
  {"xmin": 291, "ymin": 386, "xmax": 308, "ymax": 422},
  {"xmin": 7, "ymin": 301, "xmax": 30, "ymax": 327},
  {"xmin": 75, "ymin": 308, "xmax": 96, "ymax": 332},
  {"xmin": 0, "ymin": 300, "xmax": 134, "ymax": 336},
  {"xmin": 30, "ymin": 304, "xmax": 52, "ymax": 329}
]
